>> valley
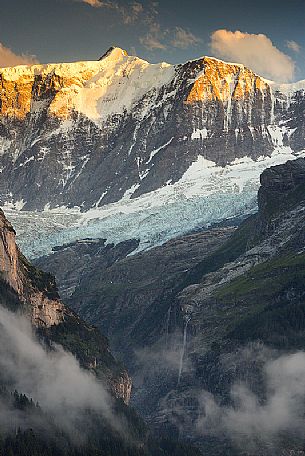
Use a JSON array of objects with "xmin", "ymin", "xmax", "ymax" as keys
[{"xmin": 1, "ymin": 46, "xmax": 305, "ymax": 455}]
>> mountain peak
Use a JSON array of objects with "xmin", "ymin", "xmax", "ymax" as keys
[{"xmin": 98, "ymin": 46, "xmax": 128, "ymax": 61}]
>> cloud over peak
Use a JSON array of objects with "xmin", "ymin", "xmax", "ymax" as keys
[
  {"xmin": 76, "ymin": 0, "xmax": 201, "ymax": 52},
  {"xmin": 140, "ymin": 25, "xmax": 201, "ymax": 51},
  {"xmin": 78, "ymin": 0, "xmax": 147, "ymax": 24},
  {"xmin": 82, "ymin": 0, "xmax": 103, "ymax": 6},
  {"xmin": 210, "ymin": 29, "xmax": 295, "ymax": 82},
  {"xmin": 0, "ymin": 43, "xmax": 38, "ymax": 68},
  {"xmin": 171, "ymin": 27, "xmax": 201, "ymax": 49}
]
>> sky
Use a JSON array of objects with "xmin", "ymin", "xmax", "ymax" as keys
[{"xmin": 0, "ymin": 0, "xmax": 304, "ymax": 82}]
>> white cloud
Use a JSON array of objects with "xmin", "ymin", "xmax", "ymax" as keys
[
  {"xmin": 196, "ymin": 349, "xmax": 305, "ymax": 451},
  {"xmin": 140, "ymin": 22, "xmax": 167, "ymax": 50},
  {"xmin": 140, "ymin": 34, "xmax": 167, "ymax": 50},
  {"xmin": 140, "ymin": 24, "xmax": 201, "ymax": 51},
  {"xmin": 171, "ymin": 27, "xmax": 201, "ymax": 49},
  {"xmin": 78, "ymin": 0, "xmax": 145, "ymax": 24},
  {"xmin": 286, "ymin": 39, "xmax": 301, "ymax": 53},
  {"xmin": 210, "ymin": 29, "xmax": 295, "ymax": 82},
  {"xmin": 0, "ymin": 43, "xmax": 38, "ymax": 68},
  {"xmin": 82, "ymin": 0, "xmax": 104, "ymax": 6},
  {"xmin": 76, "ymin": 0, "xmax": 201, "ymax": 52},
  {"xmin": 0, "ymin": 305, "xmax": 119, "ymax": 436}
]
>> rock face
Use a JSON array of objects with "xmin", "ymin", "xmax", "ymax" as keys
[
  {"xmin": 36, "ymin": 238, "xmax": 140, "ymax": 299},
  {"xmin": 0, "ymin": 208, "xmax": 64, "ymax": 327},
  {"xmin": 0, "ymin": 211, "xmax": 23, "ymax": 293},
  {"xmin": 0, "ymin": 208, "xmax": 132, "ymax": 405},
  {"xmin": 258, "ymin": 157, "xmax": 305, "ymax": 217},
  {"xmin": 0, "ymin": 48, "xmax": 304, "ymax": 211}
]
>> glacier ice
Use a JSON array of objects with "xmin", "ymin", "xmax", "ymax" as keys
[{"xmin": 4, "ymin": 145, "xmax": 304, "ymax": 260}]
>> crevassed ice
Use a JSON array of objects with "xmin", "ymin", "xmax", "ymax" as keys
[{"xmin": 5, "ymin": 144, "xmax": 305, "ymax": 260}]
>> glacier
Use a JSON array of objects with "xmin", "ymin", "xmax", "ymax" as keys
[{"xmin": 5, "ymin": 144, "xmax": 304, "ymax": 259}]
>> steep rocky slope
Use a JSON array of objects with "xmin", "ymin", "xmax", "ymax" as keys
[
  {"xmin": 156, "ymin": 157, "xmax": 305, "ymax": 453},
  {"xmin": 36, "ymin": 237, "xmax": 140, "ymax": 300},
  {"xmin": 35, "ymin": 228, "xmax": 234, "ymax": 358},
  {"xmin": 1, "ymin": 48, "xmax": 305, "ymax": 259}
]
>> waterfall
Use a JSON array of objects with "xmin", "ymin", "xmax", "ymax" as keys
[
  {"xmin": 177, "ymin": 315, "xmax": 191, "ymax": 385},
  {"xmin": 165, "ymin": 305, "xmax": 171, "ymax": 347}
]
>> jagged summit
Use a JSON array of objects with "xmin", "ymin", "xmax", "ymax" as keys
[{"xmin": 98, "ymin": 46, "xmax": 128, "ymax": 61}]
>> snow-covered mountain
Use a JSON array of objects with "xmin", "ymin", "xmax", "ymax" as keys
[{"xmin": 1, "ymin": 47, "xmax": 305, "ymax": 256}]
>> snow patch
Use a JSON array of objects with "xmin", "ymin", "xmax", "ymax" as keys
[
  {"xmin": 191, "ymin": 128, "xmax": 208, "ymax": 140},
  {"xmin": 0, "ymin": 138, "xmax": 12, "ymax": 156},
  {"xmin": 146, "ymin": 137, "xmax": 174, "ymax": 164}
]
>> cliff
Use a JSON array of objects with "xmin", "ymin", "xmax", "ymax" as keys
[
  {"xmin": 0, "ymin": 208, "xmax": 131, "ymax": 404},
  {"xmin": 0, "ymin": 208, "xmax": 64, "ymax": 326}
]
